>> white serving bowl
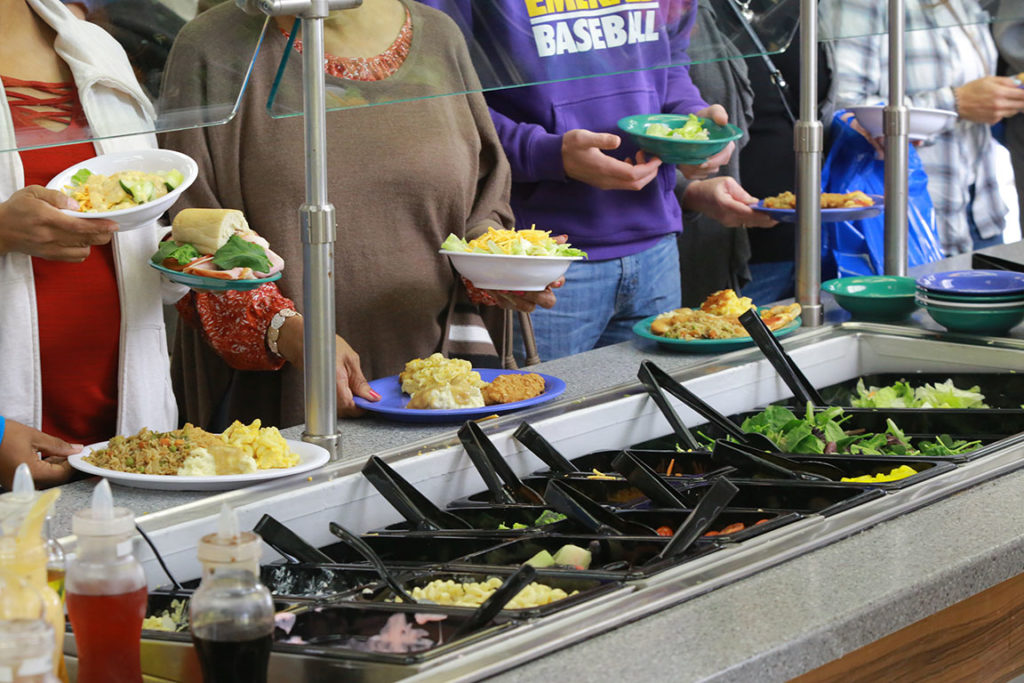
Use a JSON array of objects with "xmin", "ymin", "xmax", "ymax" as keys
[
  {"xmin": 914, "ymin": 292, "xmax": 1024, "ymax": 310},
  {"xmin": 441, "ymin": 250, "xmax": 582, "ymax": 291},
  {"xmin": 847, "ymin": 104, "xmax": 957, "ymax": 142},
  {"xmin": 46, "ymin": 149, "xmax": 198, "ymax": 231}
]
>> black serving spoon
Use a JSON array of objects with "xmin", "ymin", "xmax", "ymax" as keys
[
  {"xmin": 712, "ymin": 439, "xmax": 846, "ymax": 482},
  {"xmin": 361, "ymin": 456, "xmax": 473, "ymax": 531},
  {"xmin": 738, "ymin": 309, "xmax": 824, "ymax": 407},
  {"xmin": 459, "ymin": 421, "xmax": 545, "ymax": 505},
  {"xmin": 513, "ymin": 422, "xmax": 580, "ymax": 474},
  {"xmin": 638, "ymin": 360, "xmax": 781, "ymax": 452},
  {"xmin": 610, "ymin": 450, "xmax": 689, "ymax": 508},
  {"xmin": 637, "ymin": 361, "xmax": 703, "ymax": 451},
  {"xmin": 543, "ymin": 479, "xmax": 658, "ymax": 536},
  {"xmin": 448, "ymin": 564, "xmax": 538, "ymax": 642},
  {"xmin": 327, "ymin": 522, "xmax": 425, "ymax": 605},
  {"xmin": 253, "ymin": 514, "xmax": 334, "ymax": 564},
  {"xmin": 651, "ymin": 477, "xmax": 739, "ymax": 563}
]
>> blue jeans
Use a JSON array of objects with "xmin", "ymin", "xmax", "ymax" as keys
[
  {"xmin": 741, "ymin": 261, "xmax": 796, "ymax": 306},
  {"xmin": 520, "ymin": 234, "xmax": 681, "ymax": 361}
]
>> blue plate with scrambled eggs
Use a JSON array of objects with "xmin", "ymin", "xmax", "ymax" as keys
[{"xmin": 354, "ymin": 368, "xmax": 567, "ymax": 423}]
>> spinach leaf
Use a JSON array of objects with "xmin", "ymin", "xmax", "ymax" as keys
[
  {"xmin": 153, "ymin": 240, "xmax": 200, "ymax": 265},
  {"xmin": 212, "ymin": 235, "xmax": 271, "ymax": 272}
]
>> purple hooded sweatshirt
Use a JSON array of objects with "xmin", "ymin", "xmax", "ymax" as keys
[{"xmin": 419, "ymin": 0, "xmax": 707, "ymax": 261}]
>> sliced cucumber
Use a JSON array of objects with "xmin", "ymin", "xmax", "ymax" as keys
[
  {"xmin": 164, "ymin": 169, "xmax": 185, "ymax": 191},
  {"xmin": 120, "ymin": 179, "xmax": 156, "ymax": 204}
]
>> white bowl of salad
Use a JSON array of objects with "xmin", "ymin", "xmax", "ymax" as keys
[
  {"xmin": 440, "ymin": 227, "xmax": 586, "ymax": 291},
  {"xmin": 46, "ymin": 149, "xmax": 198, "ymax": 231}
]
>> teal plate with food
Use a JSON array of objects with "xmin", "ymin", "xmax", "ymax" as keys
[
  {"xmin": 149, "ymin": 261, "xmax": 282, "ymax": 291},
  {"xmin": 632, "ymin": 316, "xmax": 802, "ymax": 353}
]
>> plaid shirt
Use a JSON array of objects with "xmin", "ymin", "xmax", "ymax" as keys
[{"xmin": 823, "ymin": 0, "xmax": 1007, "ymax": 254}]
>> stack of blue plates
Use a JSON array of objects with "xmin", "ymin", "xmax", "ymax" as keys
[{"xmin": 915, "ymin": 270, "xmax": 1024, "ymax": 334}]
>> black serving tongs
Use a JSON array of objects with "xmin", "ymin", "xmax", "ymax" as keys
[
  {"xmin": 458, "ymin": 421, "xmax": 545, "ymax": 505},
  {"xmin": 361, "ymin": 455, "xmax": 472, "ymax": 531},
  {"xmin": 651, "ymin": 477, "xmax": 738, "ymax": 563},
  {"xmin": 448, "ymin": 563, "xmax": 538, "ymax": 642},
  {"xmin": 712, "ymin": 439, "xmax": 844, "ymax": 482},
  {"xmin": 253, "ymin": 513, "xmax": 334, "ymax": 564},
  {"xmin": 637, "ymin": 361, "xmax": 702, "ymax": 451},
  {"xmin": 543, "ymin": 479, "xmax": 657, "ymax": 536},
  {"xmin": 972, "ymin": 252, "xmax": 1024, "ymax": 273},
  {"xmin": 638, "ymin": 360, "xmax": 780, "ymax": 452},
  {"xmin": 610, "ymin": 450, "xmax": 689, "ymax": 508},
  {"xmin": 327, "ymin": 522, "xmax": 425, "ymax": 605},
  {"xmin": 738, "ymin": 309, "xmax": 824, "ymax": 407},
  {"xmin": 513, "ymin": 422, "xmax": 580, "ymax": 474}
]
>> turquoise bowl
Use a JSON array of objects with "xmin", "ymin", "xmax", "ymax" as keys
[
  {"xmin": 617, "ymin": 114, "xmax": 743, "ymax": 165},
  {"xmin": 821, "ymin": 276, "xmax": 919, "ymax": 322},
  {"xmin": 920, "ymin": 301, "xmax": 1024, "ymax": 335}
]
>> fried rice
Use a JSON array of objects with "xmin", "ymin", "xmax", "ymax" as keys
[{"xmin": 84, "ymin": 424, "xmax": 226, "ymax": 475}]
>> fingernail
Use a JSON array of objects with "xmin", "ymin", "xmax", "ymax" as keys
[{"xmin": 370, "ymin": 390, "xmax": 381, "ymax": 400}]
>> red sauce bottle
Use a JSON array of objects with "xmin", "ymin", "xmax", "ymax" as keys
[{"xmin": 65, "ymin": 480, "xmax": 146, "ymax": 683}]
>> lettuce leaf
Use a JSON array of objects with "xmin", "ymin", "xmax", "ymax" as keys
[
  {"xmin": 212, "ymin": 235, "xmax": 271, "ymax": 272},
  {"xmin": 152, "ymin": 240, "xmax": 200, "ymax": 265}
]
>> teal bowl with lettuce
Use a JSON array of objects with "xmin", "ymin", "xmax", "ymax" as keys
[{"xmin": 617, "ymin": 114, "xmax": 742, "ymax": 165}]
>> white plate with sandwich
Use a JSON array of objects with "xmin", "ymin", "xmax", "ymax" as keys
[{"xmin": 149, "ymin": 208, "xmax": 285, "ymax": 291}]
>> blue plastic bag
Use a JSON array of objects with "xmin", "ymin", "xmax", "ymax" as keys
[{"xmin": 820, "ymin": 111, "xmax": 944, "ymax": 279}]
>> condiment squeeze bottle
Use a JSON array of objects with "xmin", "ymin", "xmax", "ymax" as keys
[
  {"xmin": 190, "ymin": 504, "xmax": 274, "ymax": 683},
  {"xmin": 65, "ymin": 479, "xmax": 147, "ymax": 683}
]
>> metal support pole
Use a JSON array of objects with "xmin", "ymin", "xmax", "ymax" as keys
[
  {"xmin": 245, "ymin": 0, "xmax": 362, "ymax": 460},
  {"xmin": 795, "ymin": 0, "xmax": 823, "ymax": 326},
  {"xmin": 883, "ymin": 0, "xmax": 910, "ymax": 275}
]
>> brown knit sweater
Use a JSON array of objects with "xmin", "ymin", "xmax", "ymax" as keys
[{"xmin": 159, "ymin": 0, "xmax": 514, "ymax": 429}]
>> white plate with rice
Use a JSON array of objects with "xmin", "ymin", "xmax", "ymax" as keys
[{"xmin": 69, "ymin": 439, "xmax": 330, "ymax": 491}]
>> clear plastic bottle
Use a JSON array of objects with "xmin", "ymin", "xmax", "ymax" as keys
[
  {"xmin": 0, "ymin": 465, "xmax": 65, "ymax": 680},
  {"xmin": 65, "ymin": 479, "xmax": 147, "ymax": 683},
  {"xmin": 0, "ymin": 573, "xmax": 61, "ymax": 683},
  {"xmin": 190, "ymin": 504, "xmax": 274, "ymax": 683},
  {"xmin": 43, "ymin": 514, "xmax": 68, "ymax": 683}
]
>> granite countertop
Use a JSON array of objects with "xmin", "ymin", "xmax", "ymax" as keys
[{"xmin": 46, "ymin": 242, "xmax": 1024, "ymax": 681}]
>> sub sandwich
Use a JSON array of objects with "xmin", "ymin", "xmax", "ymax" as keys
[{"xmin": 152, "ymin": 208, "xmax": 284, "ymax": 280}]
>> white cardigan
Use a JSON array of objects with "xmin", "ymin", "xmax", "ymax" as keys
[{"xmin": 0, "ymin": 0, "xmax": 177, "ymax": 435}]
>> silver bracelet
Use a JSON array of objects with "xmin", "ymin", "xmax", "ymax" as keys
[{"xmin": 267, "ymin": 308, "xmax": 300, "ymax": 357}]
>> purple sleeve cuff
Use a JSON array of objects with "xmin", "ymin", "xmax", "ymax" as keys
[{"xmin": 526, "ymin": 132, "xmax": 567, "ymax": 182}]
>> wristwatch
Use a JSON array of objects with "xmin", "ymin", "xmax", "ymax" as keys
[{"xmin": 266, "ymin": 308, "xmax": 300, "ymax": 357}]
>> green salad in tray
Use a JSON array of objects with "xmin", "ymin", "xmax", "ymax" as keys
[
  {"xmin": 736, "ymin": 404, "xmax": 982, "ymax": 457},
  {"xmin": 850, "ymin": 379, "xmax": 989, "ymax": 409},
  {"xmin": 441, "ymin": 227, "xmax": 586, "ymax": 258}
]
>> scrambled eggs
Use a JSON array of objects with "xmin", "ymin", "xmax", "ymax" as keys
[
  {"xmin": 700, "ymin": 289, "xmax": 754, "ymax": 317},
  {"xmin": 222, "ymin": 419, "xmax": 300, "ymax": 470}
]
